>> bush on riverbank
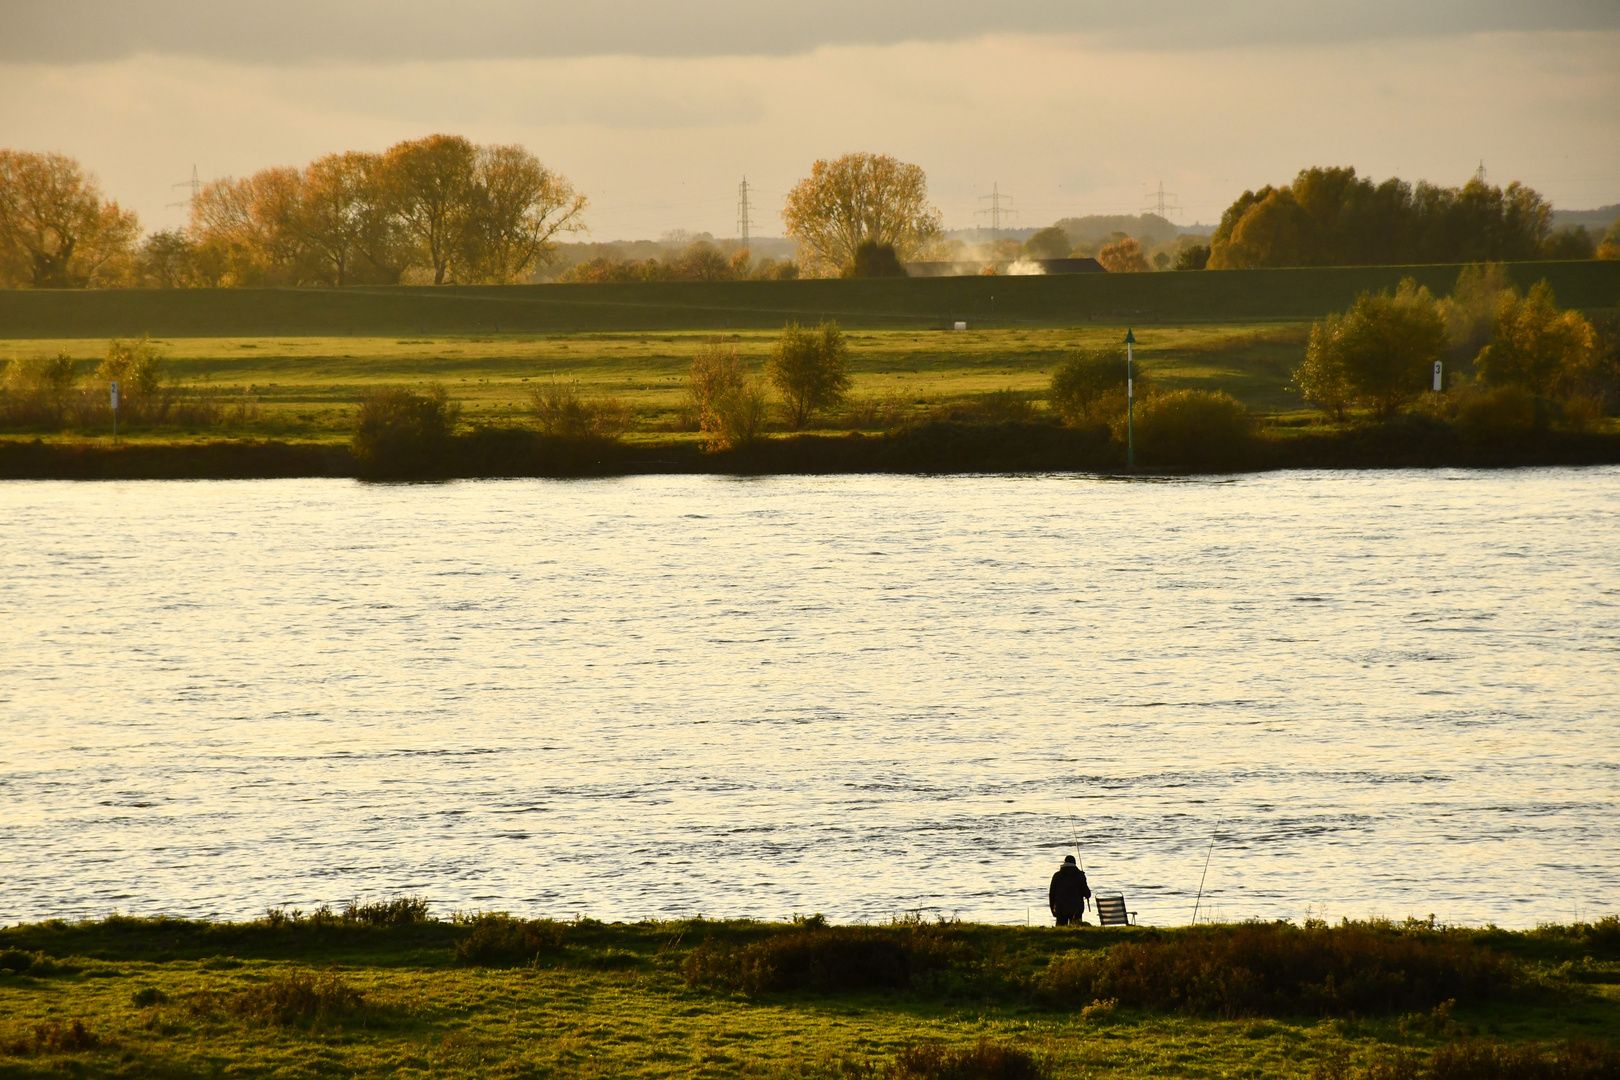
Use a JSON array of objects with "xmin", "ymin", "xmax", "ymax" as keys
[
  {"xmin": 1035, "ymin": 921, "xmax": 1517, "ymax": 1017},
  {"xmin": 682, "ymin": 920, "xmax": 961, "ymax": 993},
  {"xmin": 351, "ymin": 384, "xmax": 460, "ymax": 477},
  {"xmin": 454, "ymin": 915, "xmax": 567, "ymax": 967},
  {"xmin": 1115, "ymin": 389, "xmax": 1256, "ymax": 469}
]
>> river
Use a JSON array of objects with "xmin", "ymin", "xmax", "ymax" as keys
[{"xmin": 1, "ymin": 469, "xmax": 1615, "ymax": 928}]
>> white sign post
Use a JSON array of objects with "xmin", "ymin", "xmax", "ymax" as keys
[
  {"xmin": 1432, "ymin": 361, "xmax": 1443, "ymax": 393},
  {"xmin": 110, "ymin": 380, "xmax": 119, "ymax": 444}
]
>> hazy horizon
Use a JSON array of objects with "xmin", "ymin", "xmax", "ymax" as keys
[{"xmin": 2, "ymin": 1, "xmax": 1617, "ymax": 244}]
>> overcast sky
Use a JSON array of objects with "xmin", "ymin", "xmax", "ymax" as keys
[{"xmin": 3, "ymin": 1, "xmax": 1617, "ymax": 240}]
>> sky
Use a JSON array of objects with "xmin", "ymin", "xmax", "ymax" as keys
[{"xmin": 2, "ymin": 1, "xmax": 1617, "ymax": 242}]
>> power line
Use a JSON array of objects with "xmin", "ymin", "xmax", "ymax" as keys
[
  {"xmin": 1141, "ymin": 180, "xmax": 1183, "ymax": 222},
  {"xmin": 736, "ymin": 176, "xmax": 752, "ymax": 247},
  {"xmin": 166, "ymin": 165, "xmax": 200, "ymax": 211},
  {"xmin": 975, "ymin": 183, "xmax": 1017, "ymax": 242}
]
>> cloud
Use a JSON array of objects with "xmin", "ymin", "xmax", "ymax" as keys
[
  {"xmin": 2, "ymin": 32, "xmax": 1616, "ymax": 241},
  {"xmin": 4, "ymin": 0, "xmax": 1618, "ymax": 63}
]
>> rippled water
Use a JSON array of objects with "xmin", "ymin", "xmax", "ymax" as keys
[{"xmin": 2, "ymin": 470, "xmax": 1616, "ymax": 928}]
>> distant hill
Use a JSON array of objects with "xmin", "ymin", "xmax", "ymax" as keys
[
  {"xmin": 1052, "ymin": 213, "xmax": 1212, "ymax": 245},
  {"xmin": 946, "ymin": 215, "xmax": 1214, "ymax": 248},
  {"xmin": 1552, "ymin": 205, "xmax": 1619, "ymax": 231}
]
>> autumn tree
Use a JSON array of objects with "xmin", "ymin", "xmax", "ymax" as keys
[
  {"xmin": 379, "ymin": 134, "xmax": 478, "ymax": 285},
  {"xmin": 1023, "ymin": 226, "xmax": 1072, "ymax": 260},
  {"xmin": 1294, "ymin": 279, "xmax": 1447, "ymax": 418},
  {"xmin": 1097, "ymin": 237, "xmax": 1149, "ymax": 273},
  {"xmin": 782, "ymin": 153, "xmax": 942, "ymax": 277},
  {"xmin": 689, "ymin": 340, "xmax": 768, "ymax": 450},
  {"xmin": 1476, "ymin": 281, "xmax": 1597, "ymax": 396},
  {"xmin": 459, "ymin": 144, "xmax": 586, "ymax": 283},
  {"xmin": 767, "ymin": 321, "xmax": 851, "ymax": 428},
  {"xmin": 189, "ymin": 167, "xmax": 307, "ymax": 286},
  {"xmin": 299, "ymin": 151, "xmax": 395, "ymax": 286},
  {"xmin": 0, "ymin": 150, "xmax": 139, "ymax": 287}
]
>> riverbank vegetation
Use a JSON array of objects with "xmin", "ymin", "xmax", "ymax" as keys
[
  {"xmin": 1, "ymin": 264, "xmax": 1616, "ymax": 478},
  {"xmin": 0, "ymin": 909, "xmax": 1614, "ymax": 1078}
]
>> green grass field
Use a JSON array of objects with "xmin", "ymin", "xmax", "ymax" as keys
[
  {"xmin": 1, "ymin": 323, "xmax": 1314, "ymax": 444},
  {"xmin": 0, "ymin": 261, "xmax": 1615, "ymax": 339},
  {"xmin": 1, "ymin": 914, "xmax": 1615, "ymax": 1079}
]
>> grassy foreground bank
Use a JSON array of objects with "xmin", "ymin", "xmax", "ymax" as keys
[{"xmin": 1, "ymin": 911, "xmax": 1615, "ymax": 1079}]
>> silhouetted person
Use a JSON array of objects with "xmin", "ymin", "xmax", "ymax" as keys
[{"xmin": 1049, "ymin": 855, "xmax": 1091, "ymax": 926}]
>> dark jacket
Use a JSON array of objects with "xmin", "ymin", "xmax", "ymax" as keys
[{"xmin": 1049, "ymin": 864, "xmax": 1091, "ymax": 915}]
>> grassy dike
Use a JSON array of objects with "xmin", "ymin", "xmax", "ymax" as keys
[
  {"xmin": 1, "ymin": 261, "xmax": 1616, "ymax": 338},
  {"xmin": 0, "ymin": 911, "xmax": 1615, "ymax": 1078}
]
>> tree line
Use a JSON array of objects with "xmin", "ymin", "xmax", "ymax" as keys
[
  {"xmin": 0, "ymin": 136, "xmax": 585, "ymax": 289},
  {"xmin": 5, "ymin": 146, "xmax": 1618, "ymax": 290},
  {"xmin": 1208, "ymin": 166, "xmax": 1614, "ymax": 270}
]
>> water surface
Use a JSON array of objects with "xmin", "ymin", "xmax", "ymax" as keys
[{"xmin": 2, "ymin": 470, "xmax": 1615, "ymax": 927}]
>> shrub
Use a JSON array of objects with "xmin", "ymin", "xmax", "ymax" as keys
[
  {"xmin": 682, "ymin": 923, "xmax": 958, "ymax": 994},
  {"xmin": 1, "ymin": 353, "xmax": 79, "ymax": 428},
  {"xmin": 844, "ymin": 390, "xmax": 910, "ymax": 430},
  {"xmin": 1476, "ymin": 281, "xmax": 1598, "ymax": 397},
  {"xmin": 1427, "ymin": 1040, "xmax": 1620, "ymax": 1080},
  {"xmin": 0, "ymin": 948, "xmax": 36, "ymax": 973},
  {"xmin": 342, "ymin": 896, "xmax": 430, "ymax": 926},
  {"xmin": 768, "ymin": 321, "xmax": 851, "ymax": 429},
  {"xmin": 1454, "ymin": 385, "xmax": 1538, "ymax": 444},
  {"xmin": 130, "ymin": 986, "xmax": 168, "ymax": 1006},
  {"xmin": 844, "ymin": 240, "xmax": 908, "ymax": 278},
  {"xmin": 1050, "ymin": 348, "xmax": 1130, "ymax": 427},
  {"xmin": 454, "ymin": 915, "xmax": 566, "ymax": 967},
  {"xmin": 1116, "ymin": 389, "xmax": 1254, "ymax": 468},
  {"xmin": 229, "ymin": 969, "xmax": 364, "ymax": 1024},
  {"xmin": 1035, "ymin": 921, "xmax": 1515, "ymax": 1017},
  {"xmin": 528, "ymin": 381, "xmax": 632, "ymax": 439},
  {"xmin": 97, "ymin": 337, "xmax": 171, "ymax": 423},
  {"xmin": 888, "ymin": 1039, "xmax": 1050, "ymax": 1080},
  {"xmin": 690, "ymin": 340, "xmax": 769, "ymax": 450},
  {"xmin": 922, "ymin": 390, "xmax": 1040, "ymax": 425},
  {"xmin": 24, "ymin": 1019, "xmax": 100, "ymax": 1053},
  {"xmin": 352, "ymin": 384, "xmax": 460, "ymax": 477}
]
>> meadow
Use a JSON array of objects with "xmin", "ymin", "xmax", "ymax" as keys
[
  {"xmin": 0, "ymin": 912, "xmax": 1615, "ymax": 1079},
  {"xmin": 0, "ymin": 322, "xmax": 1313, "ymax": 445}
]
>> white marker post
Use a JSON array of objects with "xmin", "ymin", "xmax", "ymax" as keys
[
  {"xmin": 110, "ymin": 380, "xmax": 119, "ymax": 445},
  {"xmin": 1433, "ymin": 360, "xmax": 1443, "ymax": 393}
]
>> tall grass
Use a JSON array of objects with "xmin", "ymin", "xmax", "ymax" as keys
[
  {"xmin": 888, "ymin": 1039, "xmax": 1051, "ymax": 1080},
  {"xmin": 1036, "ymin": 921, "xmax": 1516, "ymax": 1017},
  {"xmin": 682, "ymin": 920, "xmax": 960, "ymax": 993},
  {"xmin": 453, "ymin": 915, "xmax": 566, "ymax": 967},
  {"xmin": 528, "ymin": 381, "xmax": 631, "ymax": 439},
  {"xmin": 226, "ymin": 969, "xmax": 364, "ymax": 1024}
]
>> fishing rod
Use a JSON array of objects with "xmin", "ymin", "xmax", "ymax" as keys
[
  {"xmin": 1068, "ymin": 815, "xmax": 1084, "ymax": 871},
  {"xmin": 1190, "ymin": 821, "xmax": 1220, "ymax": 925}
]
